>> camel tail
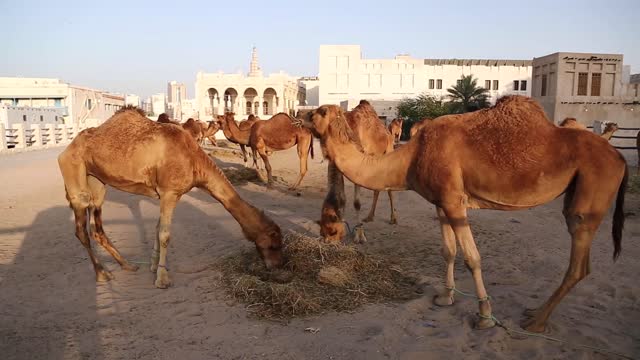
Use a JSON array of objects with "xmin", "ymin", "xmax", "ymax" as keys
[
  {"xmin": 309, "ymin": 136, "xmax": 314, "ymax": 159},
  {"xmin": 612, "ymin": 163, "xmax": 628, "ymax": 261}
]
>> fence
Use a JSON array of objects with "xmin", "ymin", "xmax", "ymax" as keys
[{"xmin": 1, "ymin": 123, "xmax": 81, "ymax": 153}]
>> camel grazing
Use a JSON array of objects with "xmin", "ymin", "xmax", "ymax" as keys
[
  {"xmin": 409, "ymin": 118, "xmax": 432, "ymax": 138},
  {"xmin": 58, "ymin": 106, "xmax": 283, "ymax": 288},
  {"xmin": 601, "ymin": 122, "xmax": 619, "ymax": 141},
  {"xmin": 217, "ymin": 112, "xmax": 259, "ymax": 163},
  {"xmin": 304, "ymin": 96, "xmax": 628, "ymax": 333},
  {"xmin": 558, "ymin": 117, "xmax": 587, "ymax": 130},
  {"xmin": 249, "ymin": 113, "xmax": 314, "ymax": 190},
  {"xmin": 318, "ymin": 100, "xmax": 397, "ymax": 243},
  {"xmin": 388, "ymin": 118, "xmax": 403, "ymax": 144}
]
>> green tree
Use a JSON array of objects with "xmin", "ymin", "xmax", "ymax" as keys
[
  {"xmin": 396, "ymin": 94, "xmax": 450, "ymax": 138},
  {"xmin": 447, "ymin": 75, "xmax": 490, "ymax": 113}
]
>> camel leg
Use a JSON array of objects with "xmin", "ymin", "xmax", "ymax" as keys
[
  {"xmin": 433, "ymin": 206, "xmax": 456, "ymax": 306},
  {"xmin": 154, "ymin": 193, "xmax": 179, "ymax": 289},
  {"xmin": 353, "ymin": 184, "xmax": 361, "ymax": 212},
  {"xmin": 259, "ymin": 150, "xmax": 274, "ymax": 187},
  {"xmin": 87, "ymin": 176, "xmax": 139, "ymax": 272},
  {"xmin": 442, "ymin": 204, "xmax": 495, "ymax": 330},
  {"xmin": 387, "ymin": 190, "xmax": 398, "ymax": 225},
  {"xmin": 72, "ymin": 204, "xmax": 114, "ymax": 282},
  {"xmin": 240, "ymin": 144, "xmax": 248, "ymax": 163},
  {"xmin": 250, "ymin": 145, "xmax": 260, "ymax": 170},
  {"xmin": 362, "ymin": 191, "xmax": 380, "ymax": 222},
  {"xmin": 289, "ymin": 140, "xmax": 309, "ymax": 190}
]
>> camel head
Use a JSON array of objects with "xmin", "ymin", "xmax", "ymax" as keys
[
  {"xmin": 559, "ymin": 117, "xmax": 578, "ymax": 127},
  {"xmin": 250, "ymin": 215, "xmax": 284, "ymax": 269},
  {"xmin": 303, "ymin": 105, "xmax": 345, "ymax": 138},
  {"xmin": 603, "ymin": 122, "xmax": 619, "ymax": 134},
  {"xmin": 157, "ymin": 113, "xmax": 171, "ymax": 123},
  {"xmin": 316, "ymin": 195, "xmax": 346, "ymax": 243},
  {"xmin": 204, "ymin": 120, "xmax": 220, "ymax": 137}
]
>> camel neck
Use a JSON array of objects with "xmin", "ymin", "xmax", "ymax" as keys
[{"xmin": 324, "ymin": 136, "xmax": 413, "ymax": 191}]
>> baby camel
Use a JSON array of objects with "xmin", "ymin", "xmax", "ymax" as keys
[{"xmin": 58, "ymin": 106, "xmax": 283, "ymax": 288}]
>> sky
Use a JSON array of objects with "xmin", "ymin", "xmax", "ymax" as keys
[{"xmin": 1, "ymin": 0, "xmax": 638, "ymax": 99}]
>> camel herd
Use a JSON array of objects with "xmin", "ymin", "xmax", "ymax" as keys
[{"xmin": 58, "ymin": 96, "xmax": 631, "ymax": 334}]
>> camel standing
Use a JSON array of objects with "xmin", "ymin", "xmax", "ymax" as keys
[
  {"xmin": 249, "ymin": 113, "xmax": 314, "ymax": 190},
  {"xmin": 388, "ymin": 118, "xmax": 403, "ymax": 144},
  {"xmin": 304, "ymin": 96, "xmax": 628, "ymax": 333},
  {"xmin": 58, "ymin": 107, "xmax": 283, "ymax": 288},
  {"xmin": 217, "ymin": 112, "xmax": 258, "ymax": 163},
  {"xmin": 601, "ymin": 122, "xmax": 619, "ymax": 141},
  {"xmin": 197, "ymin": 120, "xmax": 220, "ymax": 146},
  {"xmin": 318, "ymin": 100, "xmax": 397, "ymax": 243}
]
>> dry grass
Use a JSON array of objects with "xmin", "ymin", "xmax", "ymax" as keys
[
  {"xmin": 219, "ymin": 166, "xmax": 262, "ymax": 185},
  {"xmin": 216, "ymin": 230, "xmax": 420, "ymax": 320}
]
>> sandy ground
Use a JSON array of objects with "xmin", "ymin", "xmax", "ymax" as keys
[{"xmin": 0, "ymin": 143, "xmax": 639, "ymax": 360}]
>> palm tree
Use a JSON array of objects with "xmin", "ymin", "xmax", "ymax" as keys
[{"xmin": 447, "ymin": 75, "xmax": 490, "ymax": 113}]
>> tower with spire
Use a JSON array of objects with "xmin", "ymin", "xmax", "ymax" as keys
[{"xmin": 248, "ymin": 46, "xmax": 263, "ymax": 77}]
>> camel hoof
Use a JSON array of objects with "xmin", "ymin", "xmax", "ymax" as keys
[
  {"xmin": 433, "ymin": 294, "xmax": 454, "ymax": 306},
  {"xmin": 475, "ymin": 316, "xmax": 497, "ymax": 330},
  {"xmin": 362, "ymin": 216, "xmax": 374, "ymax": 223},
  {"xmin": 121, "ymin": 262, "xmax": 139, "ymax": 272},
  {"xmin": 389, "ymin": 218, "xmax": 398, "ymax": 225},
  {"xmin": 522, "ymin": 307, "xmax": 539, "ymax": 318},
  {"xmin": 96, "ymin": 270, "xmax": 114, "ymax": 282},
  {"xmin": 155, "ymin": 276, "xmax": 172, "ymax": 289},
  {"xmin": 520, "ymin": 317, "xmax": 546, "ymax": 333}
]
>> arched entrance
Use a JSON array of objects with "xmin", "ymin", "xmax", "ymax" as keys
[
  {"xmin": 263, "ymin": 88, "xmax": 277, "ymax": 116},
  {"xmin": 207, "ymin": 88, "xmax": 219, "ymax": 116},
  {"xmin": 223, "ymin": 88, "xmax": 238, "ymax": 113},
  {"xmin": 243, "ymin": 88, "xmax": 258, "ymax": 115}
]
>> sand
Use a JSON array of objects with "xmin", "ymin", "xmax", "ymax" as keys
[{"xmin": 0, "ymin": 144, "xmax": 639, "ymax": 360}]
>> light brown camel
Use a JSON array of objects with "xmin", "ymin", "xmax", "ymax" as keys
[
  {"xmin": 388, "ymin": 118, "xmax": 403, "ymax": 144},
  {"xmin": 249, "ymin": 112, "xmax": 314, "ymax": 190},
  {"xmin": 409, "ymin": 118, "xmax": 432, "ymax": 138},
  {"xmin": 558, "ymin": 117, "xmax": 587, "ymax": 130},
  {"xmin": 58, "ymin": 106, "xmax": 283, "ymax": 288},
  {"xmin": 182, "ymin": 118, "xmax": 204, "ymax": 143},
  {"xmin": 601, "ymin": 122, "xmax": 619, "ymax": 141},
  {"xmin": 304, "ymin": 96, "xmax": 628, "ymax": 333},
  {"xmin": 217, "ymin": 112, "xmax": 258, "ymax": 163},
  {"xmin": 318, "ymin": 100, "xmax": 397, "ymax": 243},
  {"xmin": 197, "ymin": 119, "xmax": 220, "ymax": 146}
]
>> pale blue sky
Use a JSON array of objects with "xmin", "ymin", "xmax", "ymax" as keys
[{"xmin": 2, "ymin": 0, "xmax": 638, "ymax": 99}]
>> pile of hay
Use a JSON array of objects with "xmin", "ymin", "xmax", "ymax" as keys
[
  {"xmin": 220, "ymin": 166, "xmax": 262, "ymax": 185},
  {"xmin": 208, "ymin": 147, "xmax": 245, "ymax": 160},
  {"xmin": 217, "ymin": 230, "xmax": 420, "ymax": 320}
]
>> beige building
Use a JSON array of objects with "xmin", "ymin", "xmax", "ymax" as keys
[
  {"xmin": 531, "ymin": 52, "xmax": 639, "ymax": 128},
  {"xmin": 195, "ymin": 47, "xmax": 305, "ymax": 119},
  {"xmin": 167, "ymin": 81, "xmax": 187, "ymax": 103},
  {"xmin": 0, "ymin": 77, "xmax": 124, "ymax": 128}
]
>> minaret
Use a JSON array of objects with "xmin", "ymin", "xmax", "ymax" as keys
[{"xmin": 248, "ymin": 46, "xmax": 262, "ymax": 77}]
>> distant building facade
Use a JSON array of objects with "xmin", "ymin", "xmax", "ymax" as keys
[
  {"xmin": 151, "ymin": 93, "xmax": 166, "ymax": 116},
  {"xmin": 318, "ymin": 45, "xmax": 532, "ymax": 108},
  {"xmin": 531, "ymin": 52, "xmax": 639, "ymax": 128},
  {"xmin": 125, "ymin": 94, "xmax": 141, "ymax": 107},
  {"xmin": 195, "ymin": 47, "xmax": 305, "ymax": 119}
]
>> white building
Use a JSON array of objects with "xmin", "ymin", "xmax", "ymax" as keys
[
  {"xmin": 179, "ymin": 99, "xmax": 198, "ymax": 120},
  {"xmin": 318, "ymin": 45, "xmax": 532, "ymax": 107},
  {"xmin": 195, "ymin": 47, "xmax": 305, "ymax": 119},
  {"xmin": 0, "ymin": 104, "xmax": 64, "ymax": 128},
  {"xmin": 167, "ymin": 81, "xmax": 187, "ymax": 104},
  {"xmin": 151, "ymin": 93, "xmax": 166, "ymax": 116},
  {"xmin": 0, "ymin": 77, "xmax": 124, "ymax": 128},
  {"xmin": 125, "ymin": 94, "xmax": 141, "ymax": 107},
  {"xmin": 299, "ymin": 76, "xmax": 319, "ymax": 106}
]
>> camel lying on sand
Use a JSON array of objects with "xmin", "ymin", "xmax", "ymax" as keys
[
  {"xmin": 58, "ymin": 106, "xmax": 283, "ymax": 288},
  {"xmin": 249, "ymin": 113, "xmax": 314, "ymax": 190},
  {"xmin": 317, "ymin": 100, "xmax": 397, "ymax": 243},
  {"xmin": 304, "ymin": 96, "xmax": 628, "ymax": 333}
]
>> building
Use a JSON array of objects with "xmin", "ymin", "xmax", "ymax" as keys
[
  {"xmin": 151, "ymin": 93, "xmax": 166, "ymax": 116},
  {"xmin": 141, "ymin": 98, "xmax": 152, "ymax": 115},
  {"xmin": 298, "ymin": 76, "xmax": 319, "ymax": 106},
  {"xmin": 531, "ymin": 52, "xmax": 639, "ymax": 128},
  {"xmin": 0, "ymin": 77, "xmax": 124, "ymax": 128},
  {"xmin": 195, "ymin": 47, "xmax": 305, "ymax": 119},
  {"xmin": 0, "ymin": 104, "xmax": 64, "ymax": 128},
  {"xmin": 630, "ymin": 73, "xmax": 640, "ymax": 97},
  {"xmin": 179, "ymin": 99, "xmax": 198, "ymax": 120},
  {"xmin": 125, "ymin": 94, "xmax": 141, "ymax": 107},
  {"xmin": 318, "ymin": 45, "xmax": 532, "ymax": 107},
  {"xmin": 167, "ymin": 81, "xmax": 187, "ymax": 104}
]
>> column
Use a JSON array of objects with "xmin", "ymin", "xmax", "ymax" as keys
[
  {"xmin": 0, "ymin": 124, "xmax": 6, "ymax": 150},
  {"xmin": 57, "ymin": 124, "xmax": 68, "ymax": 143},
  {"xmin": 255, "ymin": 96, "xmax": 262, "ymax": 116},
  {"xmin": 46, "ymin": 124, "xmax": 57, "ymax": 145},
  {"xmin": 12, "ymin": 123, "xmax": 26, "ymax": 149},
  {"xmin": 30, "ymin": 124, "xmax": 43, "ymax": 147}
]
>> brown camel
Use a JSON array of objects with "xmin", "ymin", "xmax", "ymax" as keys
[
  {"xmin": 197, "ymin": 119, "xmax": 220, "ymax": 146},
  {"xmin": 304, "ymin": 96, "xmax": 628, "ymax": 333},
  {"xmin": 58, "ymin": 106, "xmax": 283, "ymax": 288},
  {"xmin": 388, "ymin": 118, "xmax": 403, "ymax": 144},
  {"xmin": 601, "ymin": 122, "xmax": 619, "ymax": 141},
  {"xmin": 182, "ymin": 118, "xmax": 204, "ymax": 143},
  {"xmin": 318, "ymin": 100, "xmax": 397, "ymax": 243},
  {"xmin": 409, "ymin": 118, "xmax": 432, "ymax": 138},
  {"xmin": 558, "ymin": 117, "xmax": 587, "ymax": 129},
  {"xmin": 217, "ymin": 112, "xmax": 258, "ymax": 163},
  {"xmin": 249, "ymin": 112, "xmax": 314, "ymax": 190}
]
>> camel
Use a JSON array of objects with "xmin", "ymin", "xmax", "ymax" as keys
[
  {"xmin": 249, "ymin": 112, "xmax": 314, "ymax": 190},
  {"xmin": 409, "ymin": 118, "xmax": 432, "ymax": 138},
  {"xmin": 318, "ymin": 100, "xmax": 397, "ymax": 243},
  {"xmin": 216, "ymin": 112, "xmax": 259, "ymax": 163},
  {"xmin": 388, "ymin": 118, "xmax": 403, "ymax": 144},
  {"xmin": 182, "ymin": 118, "xmax": 204, "ymax": 143},
  {"xmin": 303, "ymin": 96, "xmax": 628, "ymax": 333},
  {"xmin": 600, "ymin": 122, "xmax": 619, "ymax": 141},
  {"xmin": 57, "ymin": 106, "xmax": 283, "ymax": 288},
  {"xmin": 197, "ymin": 119, "xmax": 220, "ymax": 146},
  {"xmin": 558, "ymin": 117, "xmax": 587, "ymax": 130}
]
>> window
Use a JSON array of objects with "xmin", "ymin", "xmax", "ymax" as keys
[
  {"xmin": 85, "ymin": 99, "xmax": 92, "ymax": 109},
  {"xmin": 263, "ymin": 101, "xmax": 268, "ymax": 115},
  {"xmin": 493, "ymin": 80, "xmax": 499, "ymax": 90},
  {"xmin": 513, "ymin": 80, "xmax": 520, "ymax": 91},
  {"xmin": 541, "ymin": 74, "xmax": 547, "ymax": 96},
  {"xmin": 520, "ymin": 80, "xmax": 527, "ymax": 91},
  {"xmin": 485, "ymin": 80, "xmax": 491, "ymax": 89},
  {"xmin": 591, "ymin": 73, "xmax": 601, "ymax": 96},
  {"xmin": 23, "ymin": 115, "xmax": 27, "ymax": 122},
  {"xmin": 429, "ymin": 79, "xmax": 434, "ymax": 89},
  {"xmin": 577, "ymin": 72, "xmax": 588, "ymax": 96},
  {"xmin": 436, "ymin": 79, "xmax": 442, "ymax": 89},
  {"xmin": 246, "ymin": 101, "xmax": 252, "ymax": 114},
  {"xmin": 40, "ymin": 115, "xmax": 44, "ymax": 122}
]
